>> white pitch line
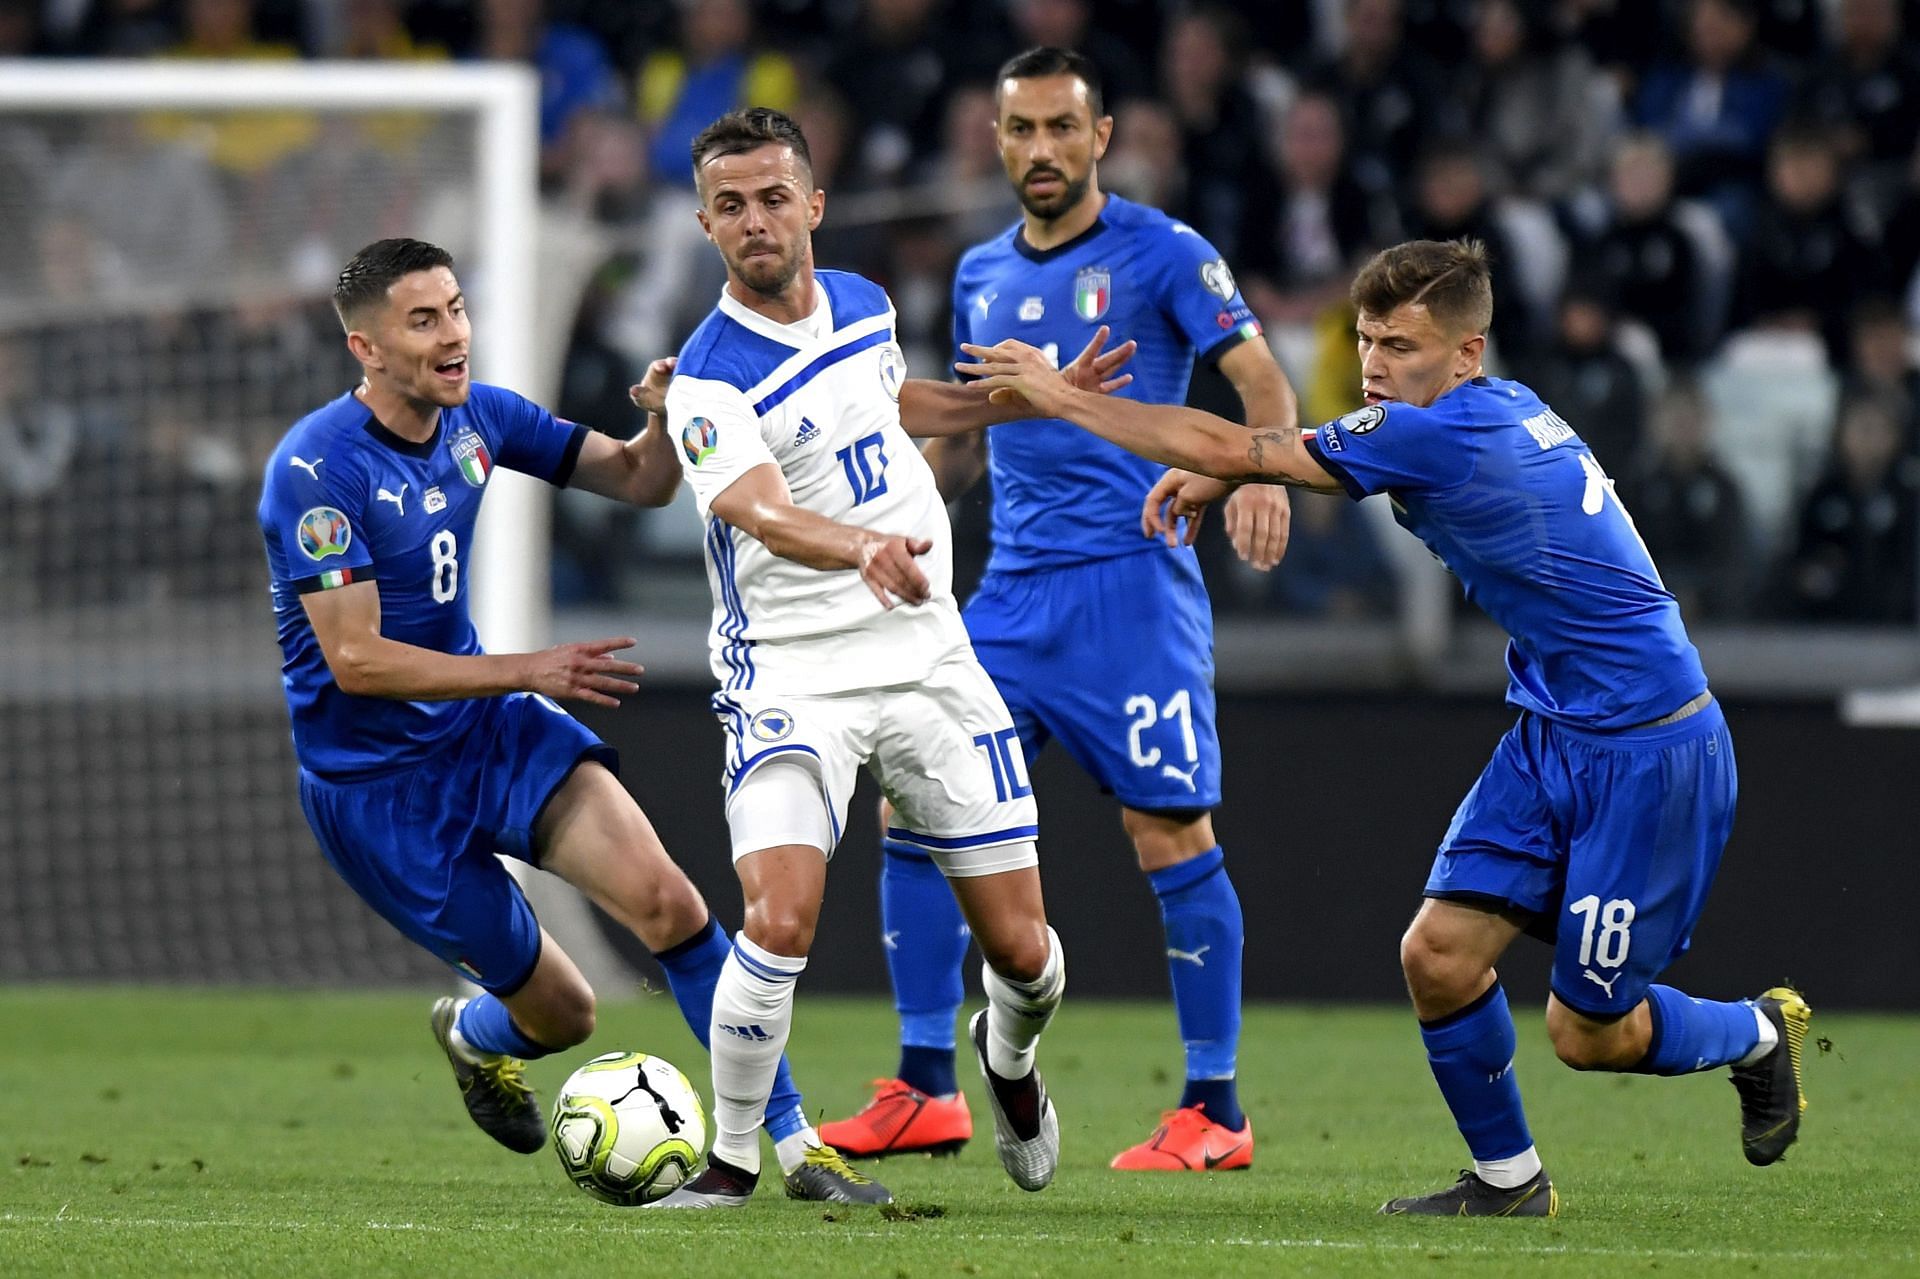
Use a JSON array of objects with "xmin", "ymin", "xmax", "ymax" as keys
[{"xmin": 0, "ymin": 1212, "xmax": 1901, "ymax": 1264}]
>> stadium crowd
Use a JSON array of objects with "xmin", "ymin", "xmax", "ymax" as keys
[{"xmin": 4, "ymin": 0, "xmax": 1918, "ymax": 623}]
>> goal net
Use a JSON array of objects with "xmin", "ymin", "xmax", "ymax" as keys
[{"xmin": 0, "ymin": 62, "xmax": 552, "ymax": 985}]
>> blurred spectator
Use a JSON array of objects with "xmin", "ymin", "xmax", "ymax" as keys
[
  {"xmin": 1779, "ymin": 389, "xmax": 1920, "ymax": 620},
  {"xmin": 1004, "ymin": 0, "xmax": 1152, "ymax": 106},
  {"xmin": 1561, "ymin": 0, "xmax": 1672, "ymax": 97},
  {"xmin": 1103, "ymin": 98, "xmax": 1186, "ymax": 212},
  {"xmin": 1580, "ymin": 132, "xmax": 1717, "ymax": 363},
  {"xmin": 1459, "ymin": 0, "xmax": 1615, "ymax": 204},
  {"xmin": 40, "ymin": 119, "xmax": 229, "ymax": 298},
  {"xmin": 1793, "ymin": 0, "xmax": 1920, "ymax": 213},
  {"xmin": 60, "ymin": 0, "xmax": 181, "ymax": 56},
  {"xmin": 336, "ymin": 0, "xmax": 444, "ymax": 59},
  {"xmin": 1237, "ymin": 88, "xmax": 1396, "ymax": 325},
  {"xmin": 1158, "ymin": 7, "xmax": 1270, "ymax": 257},
  {"xmin": 0, "ymin": 0, "xmax": 44, "ymax": 54},
  {"xmin": 477, "ymin": 0, "xmax": 621, "ymax": 184},
  {"xmin": 825, "ymin": 0, "xmax": 966, "ymax": 187},
  {"xmin": 1303, "ymin": 0, "xmax": 1460, "ymax": 204},
  {"xmin": 1520, "ymin": 275, "xmax": 1648, "ymax": 471},
  {"xmin": 1623, "ymin": 377, "xmax": 1754, "ymax": 618},
  {"xmin": 1632, "ymin": 0, "xmax": 1790, "ymax": 238},
  {"xmin": 1841, "ymin": 296, "xmax": 1920, "ymax": 438},
  {"xmin": 637, "ymin": 0, "xmax": 797, "ymax": 191},
  {"xmin": 1733, "ymin": 122, "xmax": 1878, "ymax": 366},
  {"xmin": 1400, "ymin": 138, "xmax": 1535, "ymax": 356},
  {"xmin": 147, "ymin": 0, "xmax": 318, "ymax": 180},
  {"xmin": 921, "ymin": 83, "xmax": 1019, "ymax": 244},
  {"xmin": 552, "ymin": 109, "xmax": 650, "ymax": 224}
]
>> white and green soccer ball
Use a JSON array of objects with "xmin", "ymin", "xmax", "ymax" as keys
[{"xmin": 549, "ymin": 1052, "xmax": 707, "ymax": 1205}]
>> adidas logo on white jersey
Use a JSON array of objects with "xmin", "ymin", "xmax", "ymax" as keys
[{"xmin": 794, "ymin": 417, "xmax": 821, "ymax": 447}]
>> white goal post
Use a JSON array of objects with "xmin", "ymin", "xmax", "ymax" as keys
[{"xmin": 0, "ymin": 60, "xmax": 633, "ymax": 989}]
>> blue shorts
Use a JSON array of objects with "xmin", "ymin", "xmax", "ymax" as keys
[
  {"xmin": 298, "ymin": 692, "xmax": 615, "ymax": 994},
  {"xmin": 964, "ymin": 548, "xmax": 1221, "ymax": 811},
  {"xmin": 1425, "ymin": 699, "xmax": 1736, "ymax": 1018}
]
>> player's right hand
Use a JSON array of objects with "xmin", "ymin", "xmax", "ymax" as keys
[
  {"xmin": 857, "ymin": 535, "xmax": 933, "ymax": 609},
  {"xmin": 525, "ymin": 637, "xmax": 645, "ymax": 708}
]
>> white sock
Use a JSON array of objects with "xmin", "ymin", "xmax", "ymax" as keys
[
  {"xmin": 980, "ymin": 926, "xmax": 1065, "ymax": 1080},
  {"xmin": 774, "ymin": 1125, "xmax": 822, "ymax": 1176},
  {"xmin": 1734, "ymin": 1003, "xmax": 1780, "ymax": 1067},
  {"xmin": 708, "ymin": 935, "xmax": 806, "ymax": 1176},
  {"xmin": 1475, "ymin": 1146, "xmax": 1543, "ymax": 1189}
]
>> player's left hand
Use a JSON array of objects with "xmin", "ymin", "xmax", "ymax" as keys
[
  {"xmin": 628, "ymin": 357, "xmax": 677, "ymax": 417},
  {"xmin": 1142, "ymin": 469, "xmax": 1231, "ymax": 547},
  {"xmin": 1223, "ymin": 483, "xmax": 1291, "ymax": 571},
  {"xmin": 956, "ymin": 340, "xmax": 1074, "ymax": 416},
  {"xmin": 1060, "ymin": 325, "xmax": 1136, "ymax": 396}
]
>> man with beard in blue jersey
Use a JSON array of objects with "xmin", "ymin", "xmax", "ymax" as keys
[
  {"xmin": 257, "ymin": 237, "xmax": 886, "ymax": 1204},
  {"xmin": 957, "ymin": 237, "xmax": 1812, "ymax": 1215},
  {"xmin": 821, "ymin": 47, "xmax": 1297, "ymax": 1173}
]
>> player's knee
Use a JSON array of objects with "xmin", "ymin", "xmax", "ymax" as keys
[
  {"xmin": 1398, "ymin": 923, "xmax": 1480, "ymax": 1006},
  {"xmin": 980, "ymin": 921, "xmax": 1049, "ymax": 984},
  {"xmin": 742, "ymin": 901, "xmax": 816, "ymax": 959}
]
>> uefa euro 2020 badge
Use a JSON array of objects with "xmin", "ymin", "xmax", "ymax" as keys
[
  {"xmin": 877, "ymin": 344, "xmax": 905, "ymax": 401},
  {"xmin": 297, "ymin": 506, "xmax": 352, "ymax": 560},
  {"xmin": 682, "ymin": 417, "xmax": 719, "ymax": 466}
]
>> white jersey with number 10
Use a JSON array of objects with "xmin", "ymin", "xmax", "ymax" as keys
[{"xmin": 667, "ymin": 269, "xmax": 968, "ymax": 695}]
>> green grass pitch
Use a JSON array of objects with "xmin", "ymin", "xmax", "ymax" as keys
[{"xmin": 2, "ymin": 989, "xmax": 1914, "ymax": 1277}]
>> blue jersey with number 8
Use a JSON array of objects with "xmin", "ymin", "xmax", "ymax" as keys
[{"xmin": 257, "ymin": 384, "xmax": 586, "ymax": 780}]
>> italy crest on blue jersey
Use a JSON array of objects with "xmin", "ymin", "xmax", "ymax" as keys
[{"xmin": 952, "ymin": 194, "xmax": 1265, "ymax": 571}]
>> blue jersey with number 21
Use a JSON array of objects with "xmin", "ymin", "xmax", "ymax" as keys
[{"xmin": 1304, "ymin": 377, "xmax": 1707, "ymax": 729}]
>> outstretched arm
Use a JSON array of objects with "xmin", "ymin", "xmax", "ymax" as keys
[
  {"xmin": 958, "ymin": 339, "xmax": 1343, "ymax": 492},
  {"xmin": 707, "ymin": 462, "xmax": 933, "ymax": 609},
  {"xmin": 301, "ymin": 581, "xmax": 644, "ymax": 707},
  {"xmin": 898, "ymin": 325, "xmax": 1137, "ymax": 438},
  {"xmin": 565, "ymin": 357, "xmax": 684, "ymax": 507}
]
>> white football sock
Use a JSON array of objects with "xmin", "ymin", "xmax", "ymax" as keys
[
  {"xmin": 1475, "ymin": 1146, "xmax": 1543, "ymax": 1189},
  {"xmin": 708, "ymin": 935, "xmax": 806, "ymax": 1176},
  {"xmin": 980, "ymin": 926, "xmax": 1065, "ymax": 1080},
  {"xmin": 1735, "ymin": 1002, "xmax": 1780, "ymax": 1067},
  {"xmin": 774, "ymin": 1125, "xmax": 822, "ymax": 1176}
]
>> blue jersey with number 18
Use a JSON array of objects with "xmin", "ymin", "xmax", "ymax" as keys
[
  {"xmin": 1303, "ymin": 376, "xmax": 1707, "ymax": 729},
  {"xmin": 257, "ymin": 384, "xmax": 586, "ymax": 781}
]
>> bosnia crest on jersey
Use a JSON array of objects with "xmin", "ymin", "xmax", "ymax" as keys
[
  {"xmin": 1073, "ymin": 267, "xmax": 1111, "ymax": 321},
  {"xmin": 448, "ymin": 427, "xmax": 492, "ymax": 487}
]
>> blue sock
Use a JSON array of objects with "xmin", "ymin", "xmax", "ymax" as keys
[
  {"xmin": 1148, "ymin": 847, "xmax": 1245, "ymax": 1131},
  {"xmin": 1635, "ymin": 985, "xmax": 1763, "ymax": 1076},
  {"xmin": 1420, "ymin": 982, "xmax": 1535, "ymax": 1161},
  {"xmin": 455, "ymin": 994, "xmax": 551, "ymax": 1059},
  {"xmin": 881, "ymin": 840, "xmax": 967, "ymax": 1096},
  {"xmin": 654, "ymin": 916, "xmax": 807, "ymax": 1142}
]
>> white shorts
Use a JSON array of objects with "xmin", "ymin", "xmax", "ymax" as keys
[{"xmin": 712, "ymin": 651, "xmax": 1040, "ymax": 878}]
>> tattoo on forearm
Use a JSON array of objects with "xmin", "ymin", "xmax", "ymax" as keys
[{"xmin": 1245, "ymin": 431, "xmax": 1310, "ymax": 485}]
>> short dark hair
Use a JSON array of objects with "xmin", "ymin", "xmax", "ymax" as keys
[
  {"xmin": 995, "ymin": 46, "xmax": 1105, "ymax": 119},
  {"xmin": 1351, "ymin": 239, "xmax": 1495, "ymax": 337},
  {"xmin": 333, "ymin": 238, "xmax": 453, "ymax": 327},
  {"xmin": 690, "ymin": 107, "xmax": 813, "ymax": 190}
]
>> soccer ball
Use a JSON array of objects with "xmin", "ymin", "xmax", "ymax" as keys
[{"xmin": 549, "ymin": 1051, "xmax": 707, "ymax": 1205}]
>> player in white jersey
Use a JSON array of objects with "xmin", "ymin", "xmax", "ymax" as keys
[{"xmin": 646, "ymin": 108, "xmax": 1132, "ymax": 1208}]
